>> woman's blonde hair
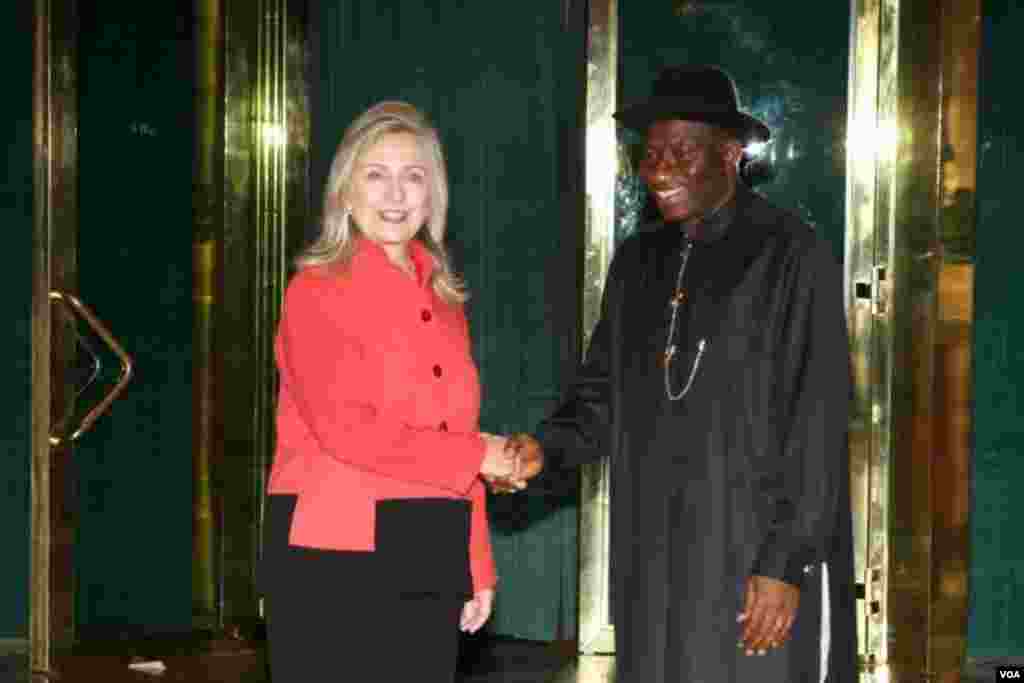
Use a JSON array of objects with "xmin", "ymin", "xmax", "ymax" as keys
[{"xmin": 297, "ymin": 101, "xmax": 467, "ymax": 304}]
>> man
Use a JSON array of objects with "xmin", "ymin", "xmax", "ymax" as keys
[{"xmin": 493, "ymin": 65, "xmax": 856, "ymax": 682}]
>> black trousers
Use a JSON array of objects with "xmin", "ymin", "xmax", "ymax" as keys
[{"xmin": 261, "ymin": 495, "xmax": 466, "ymax": 682}]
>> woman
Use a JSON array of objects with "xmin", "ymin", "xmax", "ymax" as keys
[{"xmin": 261, "ymin": 101, "xmax": 521, "ymax": 681}]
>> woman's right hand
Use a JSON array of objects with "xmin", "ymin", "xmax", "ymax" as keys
[{"xmin": 479, "ymin": 434, "xmax": 519, "ymax": 480}]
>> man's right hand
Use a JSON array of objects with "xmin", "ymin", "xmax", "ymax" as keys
[{"xmin": 484, "ymin": 433, "xmax": 544, "ymax": 494}]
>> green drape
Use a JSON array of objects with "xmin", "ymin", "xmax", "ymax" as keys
[{"xmin": 311, "ymin": 1, "xmax": 585, "ymax": 641}]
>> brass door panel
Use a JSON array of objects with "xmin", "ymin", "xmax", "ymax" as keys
[{"xmin": 848, "ymin": 0, "xmax": 977, "ymax": 680}]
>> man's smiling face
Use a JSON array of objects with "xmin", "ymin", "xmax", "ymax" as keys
[{"xmin": 638, "ymin": 119, "xmax": 743, "ymax": 225}]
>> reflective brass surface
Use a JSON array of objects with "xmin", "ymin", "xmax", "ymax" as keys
[
  {"xmin": 848, "ymin": 0, "xmax": 975, "ymax": 680},
  {"xmin": 32, "ymin": 0, "xmax": 79, "ymax": 673},
  {"xmin": 194, "ymin": 0, "xmax": 310, "ymax": 630},
  {"xmin": 30, "ymin": 2, "xmax": 52, "ymax": 672},
  {"xmin": 578, "ymin": 0, "xmax": 617, "ymax": 656},
  {"xmin": 193, "ymin": 236, "xmax": 217, "ymax": 628},
  {"xmin": 218, "ymin": 0, "xmax": 310, "ymax": 627},
  {"xmin": 931, "ymin": 1, "xmax": 978, "ymax": 679},
  {"xmin": 846, "ymin": 1, "xmax": 890, "ymax": 678},
  {"xmin": 888, "ymin": 2, "xmax": 943, "ymax": 680},
  {"xmin": 192, "ymin": 0, "xmax": 222, "ymax": 628}
]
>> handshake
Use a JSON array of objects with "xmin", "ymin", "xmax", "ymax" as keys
[{"xmin": 479, "ymin": 433, "xmax": 545, "ymax": 495}]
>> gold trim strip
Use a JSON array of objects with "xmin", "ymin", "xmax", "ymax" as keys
[
  {"xmin": 31, "ymin": 0, "xmax": 53, "ymax": 673},
  {"xmin": 32, "ymin": 0, "xmax": 80, "ymax": 672},
  {"xmin": 846, "ymin": 1, "xmax": 886, "ymax": 676},
  {"xmin": 192, "ymin": 0, "xmax": 222, "ymax": 628}
]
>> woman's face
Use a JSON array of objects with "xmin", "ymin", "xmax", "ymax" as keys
[{"xmin": 347, "ymin": 131, "xmax": 432, "ymax": 259}]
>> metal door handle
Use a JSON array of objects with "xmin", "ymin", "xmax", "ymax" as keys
[{"xmin": 49, "ymin": 291, "xmax": 134, "ymax": 446}]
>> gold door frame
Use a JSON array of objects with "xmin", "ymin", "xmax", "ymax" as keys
[
  {"xmin": 31, "ymin": 0, "xmax": 79, "ymax": 675},
  {"xmin": 219, "ymin": 0, "xmax": 312, "ymax": 629},
  {"xmin": 578, "ymin": 0, "xmax": 617, "ymax": 656},
  {"xmin": 847, "ymin": 0, "xmax": 975, "ymax": 680},
  {"xmin": 193, "ymin": 0, "xmax": 311, "ymax": 631}
]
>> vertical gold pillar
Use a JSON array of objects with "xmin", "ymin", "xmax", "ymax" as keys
[
  {"xmin": 32, "ymin": 0, "xmax": 79, "ymax": 673},
  {"xmin": 193, "ymin": 0, "xmax": 223, "ymax": 629},
  {"xmin": 847, "ymin": 0, "xmax": 976, "ymax": 680},
  {"xmin": 30, "ymin": 0, "xmax": 54, "ymax": 672},
  {"xmin": 930, "ymin": 1, "xmax": 978, "ymax": 679},
  {"xmin": 578, "ymin": 0, "xmax": 617, "ymax": 657},
  {"xmin": 217, "ymin": 0, "xmax": 309, "ymax": 630},
  {"xmin": 846, "ymin": 0, "xmax": 887, "ymax": 673}
]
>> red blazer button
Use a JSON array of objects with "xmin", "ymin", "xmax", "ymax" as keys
[
  {"xmin": 421, "ymin": 309, "xmax": 432, "ymax": 322},
  {"xmin": 439, "ymin": 420, "xmax": 448, "ymax": 431},
  {"xmin": 433, "ymin": 364, "xmax": 443, "ymax": 377}
]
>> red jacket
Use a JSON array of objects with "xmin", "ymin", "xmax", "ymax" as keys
[{"xmin": 268, "ymin": 237, "xmax": 496, "ymax": 592}]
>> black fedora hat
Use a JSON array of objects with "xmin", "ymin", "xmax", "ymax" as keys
[{"xmin": 614, "ymin": 65, "xmax": 770, "ymax": 143}]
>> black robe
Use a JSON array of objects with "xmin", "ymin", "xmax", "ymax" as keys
[{"xmin": 538, "ymin": 184, "xmax": 857, "ymax": 683}]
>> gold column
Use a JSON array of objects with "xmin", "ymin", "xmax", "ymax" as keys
[
  {"xmin": 32, "ymin": 0, "xmax": 79, "ymax": 673},
  {"xmin": 845, "ymin": 3, "xmax": 882, "ymax": 677},
  {"xmin": 217, "ymin": 0, "xmax": 309, "ymax": 630},
  {"xmin": 193, "ymin": 0, "xmax": 223, "ymax": 629},
  {"xmin": 31, "ymin": 1, "xmax": 54, "ymax": 672},
  {"xmin": 930, "ymin": 0, "xmax": 978, "ymax": 679},
  {"xmin": 847, "ymin": 0, "xmax": 976, "ymax": 680},
  {"xmin": 578, "ymin": 0, "xmax": 617, "ymax": 657}
]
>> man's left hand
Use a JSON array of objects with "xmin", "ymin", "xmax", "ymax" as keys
[{"xmin": 737, "ymin": 575, "xmax": 800, "ymax": 655}]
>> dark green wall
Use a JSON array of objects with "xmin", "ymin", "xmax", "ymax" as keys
[
  {"xmin": 311, "ymin": 1, "xmax": 584, "ymax": 640},
  {"xmin": 619, "ymin": 2, "xmax": 850, "ymax": 259},
  {"xmin": 73, "ymin": 2, "xmax": 194, "ymax": 634},
  {"xmin": 968, "ymin": 0, "xmax": 1024, "ymax": 659},
  {"xmin": 1, "ymin": 0, "xmax": 34, "ymax": 641}
]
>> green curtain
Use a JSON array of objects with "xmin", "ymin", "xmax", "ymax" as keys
[
  {"xmin": 1, "ymin": 0, "xmax": 34, "ymax": 642},
  {"xmin": 968, "ymin": 0, "xmax": 1024, "ymax": 659},
  {"xmin": 311, "ymin": 1, "xmax": 585, "ymax": 641}
]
